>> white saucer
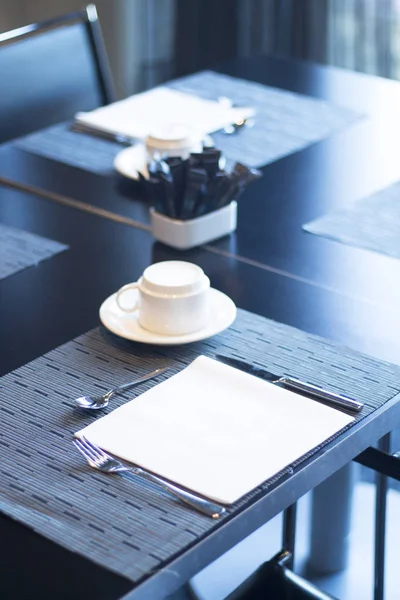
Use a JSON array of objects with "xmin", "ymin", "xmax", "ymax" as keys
[
  {"xmin": 114, "ymin": 144, "xmax": 148, "ymax": 180},
  {"xmin": 113, "ymin": 136, "xmax": 214, "ymax": 181},
  {"xmin": 99, "ymin": 288, "xmax": 236, "ymax": 345}
]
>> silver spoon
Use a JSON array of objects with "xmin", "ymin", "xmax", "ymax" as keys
[
  {"xmin": 217, "ymin": 96, "xmax": 255, "ymax": 134},
  {"xmin": 223, "ymin": 115, "xmax": 255, "ymax": 135},
  {"xmin": 75, "ymin": 366, "xmax": 169, "ymax": 410}
]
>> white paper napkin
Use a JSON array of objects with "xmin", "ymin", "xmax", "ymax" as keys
[
  {"xmin": 76, "ymin": 356, "xmax": 354, "ymax": 505},
  {"xmin": 75, "ymin": 87, "xmax": 255, "ymax": 140}
]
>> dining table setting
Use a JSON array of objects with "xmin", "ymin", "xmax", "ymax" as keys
[{"xmin": 1, "ymin": 53, "xmax": 400, "ymax": 600}]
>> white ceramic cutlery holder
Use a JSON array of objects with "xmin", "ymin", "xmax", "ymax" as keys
[{"xmin": 149, "ymin": 201, "xmax": 237, "ymax": 250}]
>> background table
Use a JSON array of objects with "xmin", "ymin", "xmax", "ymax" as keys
[{"xmin": 1, "ymin": 55, "xmax": 400, "ymax": 599}]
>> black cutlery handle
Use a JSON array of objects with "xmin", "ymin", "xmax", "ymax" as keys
[
  {"xmin": 70, "ymin": 122, "xmax": 134, "ymax": 146},
  {"xmin": 279, "ymin": 377, "xmax": 363, "ymax": 413}
]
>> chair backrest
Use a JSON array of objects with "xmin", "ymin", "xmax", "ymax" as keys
[
  {"xmin": 0, "ymin": 4, "xmax": 116, "ymax": 144},
  {"xmin": 226, "ymin": 552, "xmax": 339, "ymax": 599}
]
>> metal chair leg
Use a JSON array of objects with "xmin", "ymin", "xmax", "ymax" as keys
[
  {"xmin": 282, "ymin": 503, "xmax": 297, "ymax": 571},
  {"xmin": 374, "ymin": 433, "xmax": 391, "ymax": 600}
]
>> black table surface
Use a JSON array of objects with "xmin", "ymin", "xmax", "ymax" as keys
[
  {"xmin": 1, "ymin": 55, "xmax": 400, "ymax": 600},
  {"xmin": 1, "ymin": 55, "xmax": 400, "ymax": 365}
]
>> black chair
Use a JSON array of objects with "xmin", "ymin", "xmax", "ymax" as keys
[
  {"xmin": 354, "ymin": 432, "xmax": 397, "ymax": 600},
  {"xmin": 0, "ymin": 3, "xmax": 116, "ymax": 144},
  {"xmin": 188, "ymin": 505, "xmax": 338, "ymax": 600},
  {"xmin": 225, "ymin": 550, "xmax": 339, "ymax": 600},
  {"xmin": 221, "ymin": 505, "xmax": 338, "ymax": 600}
]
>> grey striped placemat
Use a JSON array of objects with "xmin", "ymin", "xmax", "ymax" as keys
[
  {"xmin": 12, "ymin": 71, "xmax": 361, "ymax": 174},
  {"xmin": 13, "ymin": 123, "xmax": 122, "ymax": 175},
  {"xmin": 0, "ymin": 222, "xmax": 68, "ymax": 280},
  {"xmin": 1, "ymin": 309, "xmax": 399, "ymax": 583},
  {"xmin": 303, "ymin": 180, "xmax": 400, "ymax": 260},
  {"xmin": 168, "ymin": 70, "xmax": 361, "ymax": 168}
]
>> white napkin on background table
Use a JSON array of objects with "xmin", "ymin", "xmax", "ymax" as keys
[
  {"xmin": 76, "ymin": 356, "xmax": 353, "ymax": 505},
  {"xmin": 75, "ymin": 87, "xmax": 255, "ymax": 140}
]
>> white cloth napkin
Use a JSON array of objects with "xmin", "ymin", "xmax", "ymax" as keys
[
  {"xmin": 76, "ymin": 356, "xmax": 354, "ymax": 505},
  {"xmin": 75, "ymin": 87, "xmax": 255, "ymax": 140}
]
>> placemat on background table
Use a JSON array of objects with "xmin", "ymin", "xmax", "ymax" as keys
[
  {"xmin": 13, "ymin": 123, "xmax": 122, "ymax": 175},
  {"xmin": 12, "ymin": 70, "xmax": 361, "ymax": 175},
  {"xmin": 1, "ymin": 309, "xmax": 400, "ymax": 583},
  {"xmin": 168, "ymin": 70, "xmax": 361, "ymax": 168},
  {"xmin": 0, "ymin": 222, "xmax": 68, "ymax": 280},
  {"xmin": 303, "ymin": 180, "xmax": 400, "ymax": 259}
]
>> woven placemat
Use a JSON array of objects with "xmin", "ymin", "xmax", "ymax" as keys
[
  {"xmin": 13, "ymin": 123, "xmax": 122, "ymax": 175},
  {"xmin": 0, "ymin": 222, "xmax": 68, "ymax": 280},
  {"xmin": 12, "ymin": 71, "xmax": 361, "ymax": 174},
  {"xmin": 303, "ymin": 180, "xmax": 400, "ymax": 259},
  {"xmin": 168, "ymin": 70, "xmax": 361, "ymax": 168},
  {"xmin": 1, "ymin": 309, "xmax": 399, "ymax": 583}
]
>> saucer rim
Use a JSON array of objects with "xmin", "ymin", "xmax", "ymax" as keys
[
  {"xmin": 99, "ymin": 287, "xmax": 236, "ymax": 345},
  {"xmin": 114, "ymin": 144, "xmax": 147, "ymax": 181}
]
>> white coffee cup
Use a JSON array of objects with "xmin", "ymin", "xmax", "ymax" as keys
[
  {"xmin": 145, "ymin": 123, "xmax": 203, "ymax": 161},
  {"xmin": 115, "ymin": 261, "xmax": 210, "ymax": 335}
]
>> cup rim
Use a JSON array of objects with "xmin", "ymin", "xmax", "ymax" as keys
[
  {"xmin": 146, "ymin": 123, "xmax": 203, "ymax": 151},
  {"xmin": 141, "ymin": 261, "xmax": 209, "ymax": 297}
]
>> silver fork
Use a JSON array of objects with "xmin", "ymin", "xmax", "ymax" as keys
[{"xmin": 73, "ymin": 436, "xmax": 226, "ymax": 519}]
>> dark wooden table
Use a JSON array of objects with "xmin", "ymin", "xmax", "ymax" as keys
[{"xmin": 1, "ymin": 55, "xmax": 400, "ymax": 600}]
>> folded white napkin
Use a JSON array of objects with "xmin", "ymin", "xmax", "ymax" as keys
[
  {"xmin": 75, "ymin": 87, "xmax": 255, "ymax": 140},
  {"xmin": 76, "ymin": 356, "xmax": 353, "ymax": 505}
]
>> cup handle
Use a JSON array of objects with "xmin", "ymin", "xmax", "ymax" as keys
[{"xmin": 116, "ymin": 283, "xmax": 140, "ymax": 313}]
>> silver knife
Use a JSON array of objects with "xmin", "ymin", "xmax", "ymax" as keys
[{"xmin": 215, "ymin": 354, "xmax": 363, "ymax": 414}]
